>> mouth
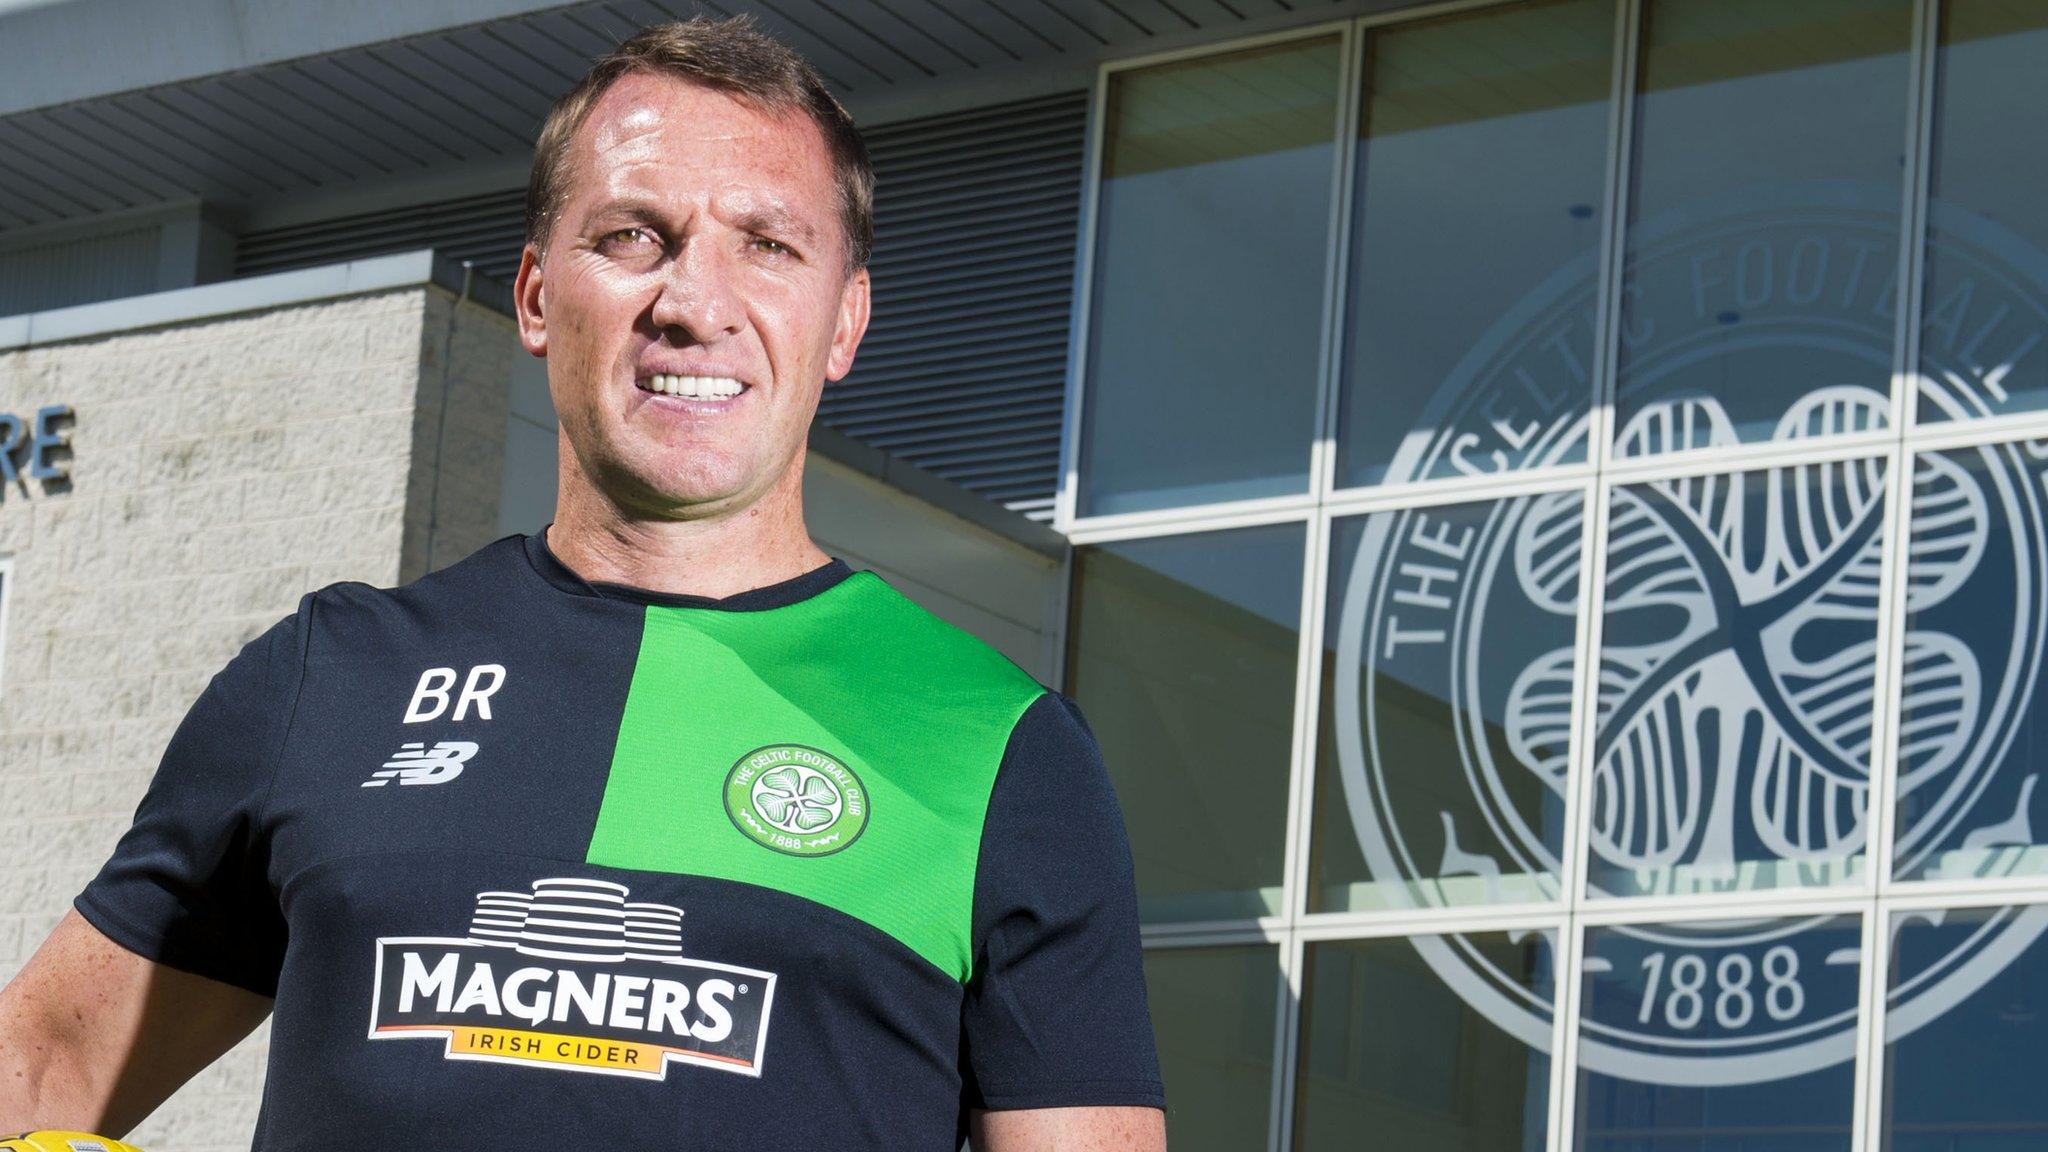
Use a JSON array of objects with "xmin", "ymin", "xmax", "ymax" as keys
[{"xmin": 636, "ymin": 373, "xmax": 748, "ymax": 402}]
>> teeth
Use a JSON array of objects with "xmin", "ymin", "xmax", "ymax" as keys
[{"xmin": 644, "ymin": 374, "xmax": 744, "ymax": 400}]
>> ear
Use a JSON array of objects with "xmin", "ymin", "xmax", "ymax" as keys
[
  {"xmin": 823, "ymin": 265, "xmax": 871, "ymax": 382},
  {"xmin": 514, "ymin": 243, "xmax": 548, "ymax": 357}
]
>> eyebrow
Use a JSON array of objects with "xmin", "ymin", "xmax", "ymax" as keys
[
  {"xmin": 586, "ymin": 197, "xmax": 669, "ymax": 225},
  {"xmin": 731, "ymin": 205, "xmax": 821, "ymax": 248},
  {"xmin": 586, "ymin": 198, "xmax": 823, "ymax": 250}
]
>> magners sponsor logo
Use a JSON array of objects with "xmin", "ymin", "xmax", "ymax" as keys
[{"xmin": 368, "ymin": 877, "xmax": 776, "ymax": 1079}]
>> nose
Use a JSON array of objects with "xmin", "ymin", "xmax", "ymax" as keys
[{"xmin": 647, "ymin": 236, "xmax": 745, "ymax": 343}]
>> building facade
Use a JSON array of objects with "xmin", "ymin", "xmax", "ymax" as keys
[{"xmin": 5, "ymin": 1, "xmax": 2048, "ymax": 1150}]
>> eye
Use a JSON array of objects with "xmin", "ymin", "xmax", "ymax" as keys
[
  {"xmin": 751, "ymin": 236, "xmax": 793, "ymax": 258},
  {"xmin": 600, "ymin": 226, "xmax": 659, "ymax": 252}
]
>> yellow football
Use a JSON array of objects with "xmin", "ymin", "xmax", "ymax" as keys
[{"xmin": 0, "ymin": 1133, "xmax": 145, "ymax": 1152}]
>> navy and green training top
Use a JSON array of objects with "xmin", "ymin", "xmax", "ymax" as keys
[{"xmin": 73, "ymin": 528, "xmax": 1164, "ymax": 1149}]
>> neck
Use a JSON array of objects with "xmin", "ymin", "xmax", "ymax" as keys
[{"xmin": 546, "ymin": 446, "xmax": 833, "ymax": 600}]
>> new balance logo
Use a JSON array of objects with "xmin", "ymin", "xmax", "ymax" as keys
[{"xmin": 363, "ymin": 741, "xmax": 479, "ymax": 787}]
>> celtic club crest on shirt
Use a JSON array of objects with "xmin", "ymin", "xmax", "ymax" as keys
[
  {"xmin": 723, "ymin": 744, "xmax": 870, "ymax": 857},
  {"xmin": 1333, "ymin": 186, "xmax": 2048, "ymax": 1086}
]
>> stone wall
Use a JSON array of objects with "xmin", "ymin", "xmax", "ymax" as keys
[{"xmin": 0, "ymin": 283, "xmax": 510, "ymax": 1150}]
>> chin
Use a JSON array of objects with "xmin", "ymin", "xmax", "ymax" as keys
[
  {"xmin": 581, "ymin": 429, "xmax": 787, "ymax": 514},
  {"xmin": 634, "ymin": 456, "xmax": 763, "ymax": 512}
]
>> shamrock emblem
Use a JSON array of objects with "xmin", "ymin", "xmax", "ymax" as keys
[
  {"xmin": 1505, "ymin": 387, "xmax": 1985, "ymax": 880},
  {"xmin": 752, "ymin": 766, "xmax": 845, "ymax": 834}
]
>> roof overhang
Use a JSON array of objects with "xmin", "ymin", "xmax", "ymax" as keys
[
  {"xmin": 0, "ymin": 0, "xmax": 1412, "ymax": 235},
  {"xmin": 0, "ymin": 0, "xmax": 573, "ymax": 118}
]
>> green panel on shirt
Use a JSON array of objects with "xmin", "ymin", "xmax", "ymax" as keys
[{"xmin": 585, "ymin": 571, "xmax": 1044, "ymax": 981}]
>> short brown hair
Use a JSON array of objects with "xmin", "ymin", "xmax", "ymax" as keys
[{"xmin": 525, "ymin": 15, "xmax": 874, "ymax": 274}]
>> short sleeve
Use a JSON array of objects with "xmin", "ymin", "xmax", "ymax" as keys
[
  {"xmin": 72, "ymin": 592, "xmax": 314, "ymax": 997},
  {"xmin": 960, "ymin": 691, "xmax": 1165, "ymax": 1112}
]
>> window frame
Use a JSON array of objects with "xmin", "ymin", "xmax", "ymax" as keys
[{"xmin": 1058, "ymin": 2, "xmax": 2048, "ymax": 1150}]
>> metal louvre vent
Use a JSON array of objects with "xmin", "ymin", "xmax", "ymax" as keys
[
  {"xmin": 1, "ymin": 224, "xmax": 162, "ymax": 316},
  {"xmin": 824, "ymin": 91, "xmax": 1088, "ymax": 520},
  {"xmin": 234, "ymin": 189, "xmax": 528, "ymax": 282}
]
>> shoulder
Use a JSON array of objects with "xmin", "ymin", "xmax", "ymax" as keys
[
  {"xmin": 189, "ymin": 538, "xmax": 528, "ymax": 726},
  {"xmin": 293, "ymin": 532, "xmax": 536, "ymax": 644},
  {"xmin": 988, "ymin": 690, "xmax": 1114, "ymax": 808},
  {"xmin": 1001, "ymin": 690, "xmax": 1098, "ymax": 760}
]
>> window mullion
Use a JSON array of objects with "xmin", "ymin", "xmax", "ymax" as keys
[
  {"xmin": 1553, "ymin": 1, "xmax": 1645, "ymax": 1150},
  {"xmin": 1857, "ymin": 2, "xmax": 1945, "ymax": 1150}
]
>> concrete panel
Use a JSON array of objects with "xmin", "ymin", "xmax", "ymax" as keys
[{"xmin": 804, "ymin": 451, "xmax": 1063, "ymax": 683}]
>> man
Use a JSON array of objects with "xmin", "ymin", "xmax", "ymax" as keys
[{"xmin": 0, "ymin": 16, "xmax": 1165, "ymax": 1150}]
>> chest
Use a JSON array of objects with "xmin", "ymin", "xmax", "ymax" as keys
[{"xmin": 265, "ymin": 635, "xmax": 1006, "ymax": 984}]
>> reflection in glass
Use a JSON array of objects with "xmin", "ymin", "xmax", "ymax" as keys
[
  {"xmin": 1614, "ymin": 0, "xmax": 1912, "ymax": 453},
  {"xmin": 1576, "ymin": 916, "xmax": 1861, "ymax": 1152},
  {"xmin": 1335, "ymin": 0, "xmax": 1611, "ymax": 489},
  {"xmin": 1295, "ymin": 932, "xmax": 1553, "ymax": 1152},
  {"xmin": 1311, "ymin": 499, "xmax": 1577, "ymax": 913},
  {"xmin": 1067, "ymin": 525, "xmax": 1304, "ymax": 922},
  {"xmin": 1144, "ymin": 945, "xmax": 1280, "ymax": 1152},
  {"xmin": 1078, "ymin": 36, "xmax": 1341, "ymax": 516},
  {"xmin": 1893, "ymin": 444, "xmax": 2048, "ymax": 882},
  {"xmin": 1591, "ymin": 454, "xmax": 1885, "ymax": 897},
  {"xmin": 1919, "ymin": 2, "xmax": 2048, "ymax": 422},
  {"xmin": 1883, "ymin": 904, "xmax": 2048, "ymax": 1151}
]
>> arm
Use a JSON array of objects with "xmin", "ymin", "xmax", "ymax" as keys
[
  {"xmin": 970, "ymin": 1105, "xmax": 1166, "ymax": 1151},
  {"xmin": 0, "ymin": 910, "xmax": 271, "ymax": 1135},
  {"xmin": 961, "ymin": 693, "xmax": 1167, "ymax": 1140}
]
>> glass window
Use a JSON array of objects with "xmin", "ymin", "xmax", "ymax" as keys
[
  {"xmin": 1144, "ymin": 945, "xmax": 1281, "ymax": 1152},
  {"xmin": 1614, "ymin": 0, "xmax": 1914, "ymax": 455},
  {"xmin": 1893, "ymin": 443, "xmax": 2048, "ymax": 883},
  {"xmin": 1077, "ymin": 35, "xmax": 1342, "ymax": 516},
  {"xmin": 1310, "ymin": 498, "xmax": 1579, "ymax": 913},
  {"xmin": 1918, "ymin": 1, "xmax": 2048, "ymax": 423},
  {"xmin": 1072, "ymin": 6, "xmax": 2048, "ymax": 1147},
  {"xmin": 1883, "ymin": 903, "xmax": 2048, "ymax": 1151},
  {"xmin": 1575, "ymin": 916, "xmax": 1862, "ymax": 1152},
  {"xmin": 1590, "ymin": 455, "xmax": 1885, "ymax": 897},
  {"xmin": 1295, "ymin": 931, "xmax": 1554, "ymax": 1152},
  {"xmin": 1335, "ymin": 0, "xmax": 1613, "ymax": 490},
  {"xmin": 1067, "ymin": 524, "xmax": 1305, "ymax": 922}
]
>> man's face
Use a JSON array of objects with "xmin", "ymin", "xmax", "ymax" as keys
[{"xmin": 514, "ymin": 72, "xmax": 869, "ymax": 519}]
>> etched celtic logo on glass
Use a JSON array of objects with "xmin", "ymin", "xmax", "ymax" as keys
[
  {"xmin": 1334, "ymin": 187, "xmax": 2048, "ymax": 1085},
  {"xmin": 1514, "ymin": 393, "xmax": 1906, "ymax": 892}
]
